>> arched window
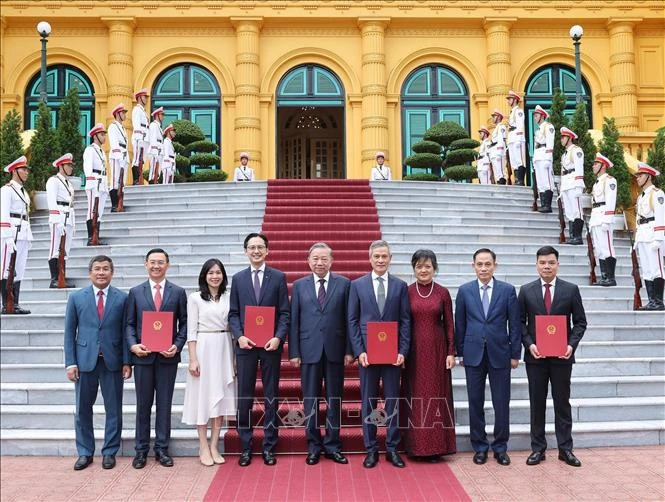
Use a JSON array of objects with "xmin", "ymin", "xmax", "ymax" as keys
[
  {"xmin": 401, "ymin": 65, "xmax": 469, "ymax": 176},
  {"xmin": 152, "ymin": 64, "xmax": 221, "ymax": 146},
  {"xmin": 24, "ymin": 64, "xmax": 95, "ymax": 142}
]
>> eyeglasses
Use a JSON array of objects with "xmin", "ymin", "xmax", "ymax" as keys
[{"xmin": 246, "ymin": 245, "xmax": 266, "ymax": 251}]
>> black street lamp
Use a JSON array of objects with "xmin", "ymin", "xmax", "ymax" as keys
[
  {"xmin": 37, "ymin": 21, "xmax": 52, "ymax": 104},
  {"xmin": 569, "ymin": 24, "xmax": 584, "ymax": 104}
]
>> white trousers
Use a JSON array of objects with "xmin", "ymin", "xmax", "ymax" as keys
[
  {"xmin": 533, "ymin": 159, "xmax": 554, "ymax": 192},
  {"xmin": 590, "ymin": 224, "xmax": 615, "ymax": 260},
  {"xmin": 86, "ymin": 189, "xmax": 108, "ymax": 222},
  {"xmin": 109, "ymin": 158, "xmax": 128, "ymax": 190},
  {"xmin": 1, "ymin": 239, "xmax": 29, "ymax": 281},
  {"xmin": 507, "ymin": 142, "xmax": 526, "ymax": 169},
  {"xmin": 48, "ymin": 223, "xmax": 75, "ymax": 260},
  {"xmin": 561, "ymin": 187, "xmax": 583, "ymax": 221},
  {"xmin": 636, "ymin": 242, "xmax": 664, "ymax": 281},
  {"xmin": 490, "ymin": 157, "xmax": 505, "ymax": 183},
  {"xmin": 477, "ymin": 169, "xmax": 491, "ymax": 185},
  {"xmin": 148, "ymin": 155, "xmax": 161, "ymax": 183},
  {"xmin": 132, "ymin": 140, "xmax": 147, "ymax": 168}
]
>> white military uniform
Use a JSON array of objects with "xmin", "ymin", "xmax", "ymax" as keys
[
  {"xmin": 560, "ymin": 144, "xmax": 585, "ymax": 221},
  {"xmin": 589, "ymin": 173, "xmax": 617, "ymax": 259},
  {"xmin": 161, "ymin": 135, "xmax": 176, "ymax": 184},
  {"xmin": 476, "ymin": 137, "xmax": 492, "ymax": 185},
  {"xmin": 147, "ymin": 119, "xmax": 163, "ymax": 182},
  {"xmin": 371, "ymin": 164, "xmax": 392, "ymax": 181},
  {"xmin": 83, "ymin": 142, "xmax": 109, "ymax": 222},
  {"xmin": 507, "ymin": 105, "xmax": 526, "ymax": 170},
  {"xmin": 0, "ymin": 180, "xmax": 32, "ymax": 281},
  {"xmin": 635, "ymin": 185, "xmax": 665, "ymax": 280},
  {"xmin": 131, "ymin": 103, "xmax": 149, "ymax": 170},
  {"xmin": 108, "ymin": 120, "xmax": 128, "ymax": 189},
  {"xmin": 489, "ymin": 123, "xmax": 507, "ymax": 183},
  {"xmin": 532, "ymin": 121, "xmax": 555, "ymax": 191},
  {"xmin": 234, "ymin": 165, "xmax": 255, "ymax": 182},
  {"xmin": 46, "ymin": 172, "xmax": 75, "ymax": 260}
]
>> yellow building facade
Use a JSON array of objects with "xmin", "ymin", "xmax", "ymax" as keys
[{"xmin": 1, "ymin": 1, "xmax": 664, "ymax": 180}]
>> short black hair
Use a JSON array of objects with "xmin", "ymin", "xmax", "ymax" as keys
[
  {"xmin": 473, "ymin": 248, "xmax": 496, "ymax": 262},
  {"xmin": 198, "ymin": 258, "xmax": 228, "ymax": 301},
  {"xmin": 536, "ymin": 245, "xmax": 559, "ymax": 260},
  {"xmin": 88, "ymin": 255, "xmax": 114, "ymax": 272},
  {"xmin": 145, "ymin": 248, "xmax": 169, "ymax": 262},
  {"xmin": 411, "ymin": 249, "xmax": 438, "ymax": 272},
  {"xmin": 243, "ymin": 232, "xmax": 269, "ymax": 249}
]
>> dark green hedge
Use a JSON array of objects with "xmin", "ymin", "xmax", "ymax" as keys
[
  {"xmin": 444, "ymin": 165, "xmax": 478, "ymax": 181},
  {"xmin": 403, "ymin": 173, "xmax": 443, "ymax": 182},
  {"xmin": 411, "ymin": 140, "xmax": 442, "ymax": 155}
]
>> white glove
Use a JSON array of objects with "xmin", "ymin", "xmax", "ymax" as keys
[
  {"xmin": 55, "ymin": 223, "xmax": 65, "ymax": 234},
  {"xmin": 652, "ymin": 241, "xmax": 663, "ymax": 251},
  {"xmin": 601, "ymin": 223, "xmax": 609, "ymax": 233}
]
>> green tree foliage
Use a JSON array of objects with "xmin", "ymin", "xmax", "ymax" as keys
[
  {"xmin": 549, "ymin": 88, "xmax": 568, "ymax": 175},
  {"xmin": 0, "ymin": 109, "xmax": 24, "ymax": 185},
  {"xmin": 570, "ymin": 102, "xmax": 597, "ymax": 190},
  {"xmin": 646, "ymin": 126, "xmax": 665, "ymax": 189},
  {"xmin": 170, "ymin": 119, "xmax": 220, "ymax": 176},
  {"xmin": 404, "ymin": 121, "xmax": 475, "ymax": 177},
  {"xmin": 54, "ymin": 88, "xmax": 84, "ymax": 177},
  {"xmin": 27, "ymin": 101, "xmax": 57, "ymax": 192},
  {"xmin": 444, "ymin": 165, "xmax": 478, "ymax": 181},
  {"xmin": 597, "ymin": 117, "xmax": 632, "ymax": 210}
]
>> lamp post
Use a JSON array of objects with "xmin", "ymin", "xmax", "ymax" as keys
[
  {"xmin": 36, "ymin": 21, "xmax": 52, "ymax": 104},
  {"xmin": 569, "ymin": 24, "xmax": 584, "ymax": 104}
]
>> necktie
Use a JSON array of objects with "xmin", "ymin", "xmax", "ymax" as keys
[
  {"xmin": 97, "ymin": 290, "xmax": 104, "ymax": 320},
  {"xmin": 253, "ymin": 270, "xmax": 261, "ymax": 303},
  {"xmin": 154, "ymin": 283, "xmax": 162, "ymax": 311},
  {"xmin": 317, "ymin": 278, "xmax": 326, "ymax": 307},
  {"xmin": 481, "ymin": 284, "xmax": 490, "ymax": 317},
  {"xmin": 377, "ymin": 276, "xmax": 386, "ymax": 315},
  {"xmin": 544, "ymin": 283, "xmax": 552, "ymax": 314}
]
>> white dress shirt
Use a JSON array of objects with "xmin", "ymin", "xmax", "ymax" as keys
[
  {"xmin": 477, "ymin": 277, "xmax": 495, "ymax": 304},
  {"xmin": 371, "ymin": 271, "xmax": 388, "ymax": 301},
  {"xmin": 314, "ymin": 272, "xmax": 330, "ymax": 296}
]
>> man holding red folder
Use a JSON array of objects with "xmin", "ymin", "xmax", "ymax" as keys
[
  {"xmin": 518, "ymin": 245, "xmax": 587, "ymax": 467},
  {"xmin": 348, "ymin": 240, "xmax": 411, "ymax": 469}
]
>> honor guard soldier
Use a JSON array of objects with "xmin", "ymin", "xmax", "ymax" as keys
[
  {"xmin": 476, "ymin": 126, "xmax": 492, "ymax": 185},
  {"xmin": 147, "ymin": 107, "xmax": 164, "ymax": 184},
  {"xmin": 46, "ymin": 154, "xmax": 76, "ymax": 288},
  {"xmin": 108, "ymin": 103, "xmax": 129, "ymax": 212},
  {"xmin": 559, "ymin": 127, "xmax": 585, "ymax": 245},
  {"xmin": 83, "ymin": 123, "xmax": 109, "ymax": 246},
  {"xmin": 233, "ymin": 152, "xmax": 255, "ymax": 182},
  {"xmin": 506, "ymin": 90, "xmax": 526, "ymax": 185},
  {"xmin": 1, "ymin": 156, "xmax": 32, "ymax": 314},
  {"xmin": 633, "ymin": 163, "xmax": 665, "ymax": 310},
  {"xmin": 161, "ymin": 124, "xmax": 176, "ymax": 184},
  {"xmin": 589, "ymin": 153, "xmax": 617, "ymax": 286},
  {"xmin": 370, "ymin": 151, "xmax": 392, "ymax": 181},
  {"xmin": 131, "ymin": 88, "xmax": 150, "ymax": 185},
  {"xmin": 489, "ymin": 109, "xmax": 507, "ymax": 184},
  {"xmin": 532, "ymin": 106, "xmax": 556, "ymax": 213}
]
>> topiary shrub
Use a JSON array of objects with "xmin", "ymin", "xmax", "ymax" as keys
[
  {"xmin": 172, "ymin": 141, "xmax": 185, "ymax": 154},
  {"xmin": 424, "ymin": 121, "xmax": 468, "ymax": 146},
  {"xmin": 171, "ymin": 119, "xmax": 204, "ymax": 145},
  {"xmin": 404, "ymin": 153, "xmax": 443, "ymax": 169},
  {"xmin": 403, "ymin": 173, "xmax": 442, "ymax": 182},
  {"xmin": 443, "ymin": 165, "xmax": 478, "ymax": 182},
  {"xmin": 190, "ymin": 152, "xmax": 220, "ymax": 169},
  {"xmin": 188, "ymin": 169, "xmax": 228, "ymax": 183},
  {"xmin": 176, "ymin": 154, "xmax": 190, "ymax": 174},
  {"xmin": 449, "ymin": 138, "xmax": 480, "ymax": 150},
  {"xmin": 411, "ymin": 140, "xmax": 442, "ymax": 155},
  {"xmin": 187, "ymin": 140, "xmax": 218, "ymax": 154},
  {"xmin": 444, "ymin": 148, "xmax": 477, "ymax": 167},
  {"xmin": 169, "ymin": 119, "xmax": 221, "ymax": 175}
]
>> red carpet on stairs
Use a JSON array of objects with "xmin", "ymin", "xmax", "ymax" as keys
[{"xmin": 224, "ymin": 179, "xmax": 381, "ymax": 455}]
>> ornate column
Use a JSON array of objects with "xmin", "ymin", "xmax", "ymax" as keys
[
  {"xmin": 607, "ymin": 18, "xmax": 641, "ymax": 132},
  {"xmin": 231, "ymin": 17, "xmax": 262, "ymax": 176},
  {"xmin": 0, "ymin": 17, "xmax": 6, "ymax": 107},
  {"xmin": 358, "ymin": 17, "xmax": 390, "ymax": 177},
  {"xmin": 101, "ymin": 17, "xmax": 135, "ymax": 118},
  {"xmin": 483, "ymin": 18, "xmax": 516, "ymax": 117}
]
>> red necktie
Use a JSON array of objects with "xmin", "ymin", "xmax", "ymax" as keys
[
  {"xmin": 544, "ymin": 283, "xmax": 552, "ymax": 314},
  {"xmin": 154, "ymin": 283, "xmax": 162, "ymax": 311},
  {"xmin": 97, "ymin": 290, "xmax": 104, "ymax": 320}
]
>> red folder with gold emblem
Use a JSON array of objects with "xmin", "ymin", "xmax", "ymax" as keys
[
  {"xmin": 535, "ymin": 315, "xmax": 568, "ymax": 357},
  {"xmin": 367, "ymin": 321, "xmax": 398, "ymax": 365},
  {"xmin": 245, "ymin": 306, "xmax": 275, "ymax": 346},
  {"xmin": 142, "ymin": 311, "xmax": 174, "ymax": 352}
]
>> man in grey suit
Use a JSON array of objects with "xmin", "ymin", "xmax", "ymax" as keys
[
  {"xmin": 64, "ymin": 255, "xmax": 131, "ymax": 471},
  {"xmin": 289, "ymin": 242, "xmax": 354, "ymax": 465},
  {"xmin": 125, "ymin": 248, "xmax": 187, "ymax": 469}
]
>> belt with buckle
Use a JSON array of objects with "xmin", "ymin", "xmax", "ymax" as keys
[
  {"xmin": 56, "ymin": 201, "xmax": 71, "ymax": 206},
  {"xmin": 592, "ymin": 202, "xmax": 605, "ymax": 208},
  {"xmin": 638, "ymin": 217, "xmax": 655, "ymax": 225},
  {"xmin": 562, "ymin": 169, "xmax": 574, "ymax": 175},
  {"xmin": 10, "ymin": 212, "xmax": 28, "ymax": 221},
  {"xmin": 536, "ymin": 143, "xmax": 546, "ymax": 148}
]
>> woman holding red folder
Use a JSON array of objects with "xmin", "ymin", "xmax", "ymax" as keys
[{"xmin": 182, "ymin": 259, "xmax": 237, "ymax": 466}]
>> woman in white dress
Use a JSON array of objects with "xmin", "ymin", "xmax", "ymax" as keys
[{"xmin": 182, "ymin": 258, "xmax": 237, "ymax": 466}]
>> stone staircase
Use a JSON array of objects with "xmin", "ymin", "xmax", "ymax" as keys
[{"xmin": 1, "ymin": 180, "xmax": 663, "ymax": 455}]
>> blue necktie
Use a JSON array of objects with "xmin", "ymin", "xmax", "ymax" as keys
[
  {"xmin": 482, "ymin": 284, "xmax": 490, "ymax": 317},
  {"xmin": 377, "ymin": 277, "xmax": 386, "ymax": 315},
  {"xmin": 317, "ymin": 279, "xmax": 326, "ymax": 307},
  {"xmin": 253, "ymin": 270, "xmax": 261, "ymax": 303}
]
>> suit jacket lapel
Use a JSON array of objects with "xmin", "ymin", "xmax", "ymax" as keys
[
  {"xmin": 85, "ymin": 286, "xmax": 97, "ymax": 324},
  {"xmin": 259, "ymin": 268, "xmax": 271, "ymax": 304},
  {"xmin": 161, "ymin": 280, "xmax": 172, "ymax": 309},
  {"xmin": 323, "ymin": 274, "xmax": 339, "ymax": 311},
  {"xmin": 101, "ymin": 287, "xmax": 116, "ymax": 325},
  {"xmin": 550, "ymin": 280, "xmax": 564, "ymax": 313},
  {"xmin": 533, "ymin": 280, "xmax": 547, "ymax": 314},
  {"xmin": 485, "ymin": 280, "xmax": 500, "ymax": 318},
  {"xmin": 305, "ymin": 275, "xmax": 320, "ymax": 311},
  {"xmin": 142, "ymin": 281, "xmax": 156, "ymax": 311}
]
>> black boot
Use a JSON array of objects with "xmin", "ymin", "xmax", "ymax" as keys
[
  {"xmin": 593, "ymin": 259, "xmax": 607, "ymax": 286},
  {"xmin": 48, "ymin": 258, "xmax": 59, "ymax": 288},
  {"xmin": 132, "ymin": 165, "xmax": 141, "ymax": 185},
  {"xmin": 600, "ymin": 257, "xmax": 617, "ymax": 287},
  {"xmin": 514, "ymin": 167, "xmax": 524, "ymax": 186},
  {"xmin": 1, "ymin": 279, "xmax": 7, "ymax": 313},
  {"xmin": 644, "ymin": 278, "xmax": 665, "ymax": 310},
  {"xmin": 538, "ymin": 190, "xmax": 553, "ymax": 213},
  {"xmin": 566, "ymin": 219, "xmax": 583, "ymax": 245},
  {"xmin": 86, "ymin": 220, "xmax": 93, "ymax": 246},
  {"xmin": 498, "ymin": 177, "xmax": 507, "ymax": 185},
  {"xmin": 11, "ymin": 281, "xmax": 30, "ymax": 314},
  {"xmin": 109, "ymin": 189, "xmax": 118, "ymax": 212},
  {"xmin": 639, "ymin": 280, "xmax": 654, "ymax": 310}
]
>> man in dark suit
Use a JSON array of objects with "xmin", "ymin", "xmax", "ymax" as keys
[
  {"xmin": 64, "ymin": 255, "xmax": 131, "ymax": 471},
  {"xmin": 289, "ymin": 242, "xmax": 353, "ymax": 466},
  {"xmin": 228, "ymin": 232, "xmax": 290, "ymax": 467},
  {"xmin": 348, "ymin": 240, "xmax": 411, "ymax": 469},
  {"xmin": 518, "ymin": 245, "xmax": 587, "ymax": 467},
  {"xmin": 125, "ymin": 248, "xmax": 187, "ymax": 469},
  {"xmin": 454, "ymin": 248, "xmax": 521, "ymax": 466}
]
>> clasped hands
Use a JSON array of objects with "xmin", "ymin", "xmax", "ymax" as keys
[
  {"xmin": 529, "ymin": 343, "xmax": 573, "ymax": 360},
  {"xmin": 238, "ymin": 335, "xmax": 280, "ymax": 351},
  {"xmin": 130, "ymin": 343, "xmax": 177, "ymax": 358}
]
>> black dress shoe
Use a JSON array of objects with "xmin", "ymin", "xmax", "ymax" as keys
[
  {"xmin": 132, "ymin": 452, "xmax": 147, "ymax": 469},
  {"xmin": 493, "ymin": 452, "xmax": 511, "ymax": 466},
  {"xmin": 472, "ymin": 451, "xmax": 488, "ymax": 465},
  {"xmin": 155, "ymin": 451, "xmax": 174, "ymax": 467},
  {"xmin": 363, "ymin": 452, "xmax": 378, "ymax": 468},
  {"xmin": 558, "ymin": 449, "xmax": 581, "ymax": 467},
  {"xmin": 238, "ymin": 452, "xmax": 252, "ymax": 467},
  {"xmin": 386, "ymin": 452, "xmax": 406, "ymax": 468},
  {"xmin": 262, "ymin": 451, "xmax": 277, "ymax": 466},
  {"xmin": 102, "ymin": 455, "xmax": 116, "ymax": 469},
  {"xmin": 324, "ymin": 452, "xmax": 348, "ymax": 464},
  {"xmin": 306, "ymin": 453, "xmax": 320, "ymax": 465},
  {"xmin": 526, "ymin": 450, "xmax": 546, "ymax": 466},
  {"xmin": 74, "ymin": 455, "xmax": 93, "ymax": 471}
]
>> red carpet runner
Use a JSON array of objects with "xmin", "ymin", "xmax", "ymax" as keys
[{"xmin": 224, "ymin": 179, "xmax": 381, "ymax": 454}]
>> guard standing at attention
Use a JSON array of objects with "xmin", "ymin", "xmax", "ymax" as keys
[
  {"xmin": 559, "ymin": 127, "xmax": 585, "ymax": 245},
  {"xmin": 46, "ymin": 153, "xmax": 76, "ymax": 288}
]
